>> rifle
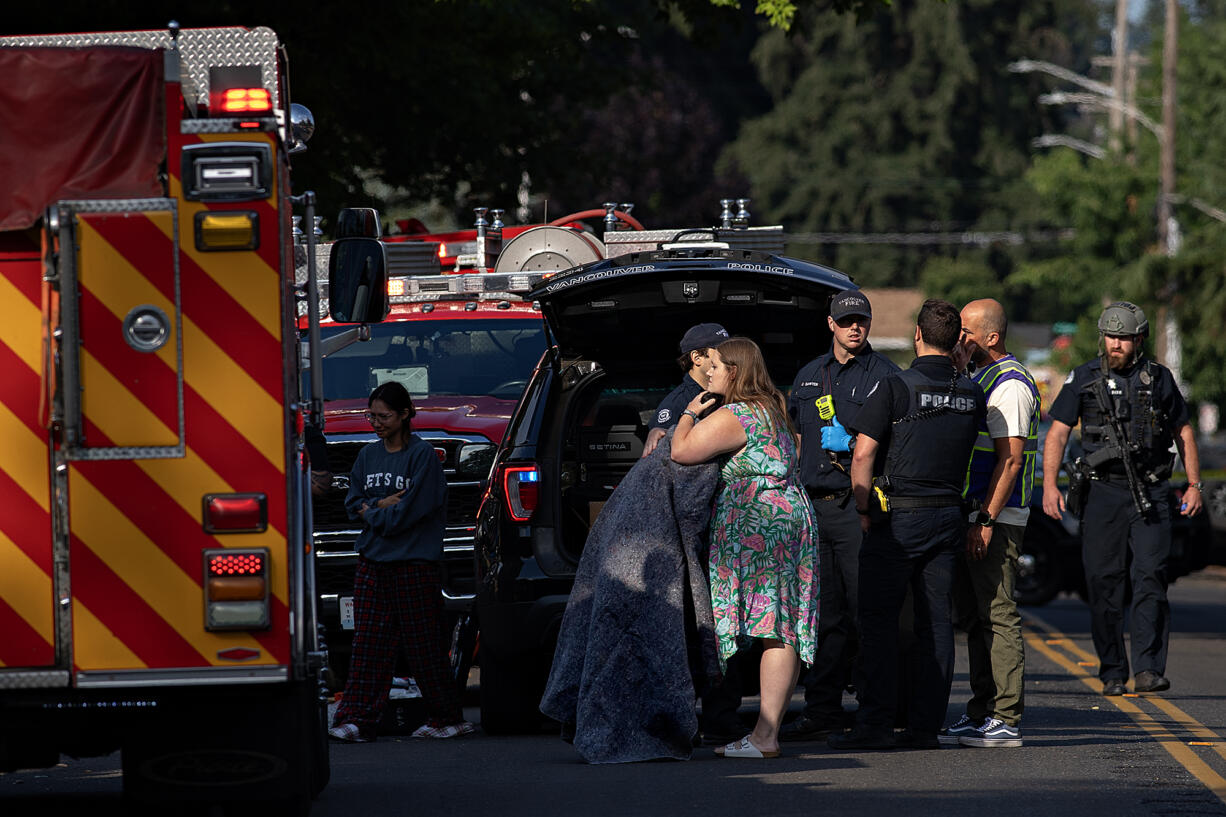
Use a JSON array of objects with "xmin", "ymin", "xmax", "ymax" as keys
[{"xmin": 1085, "ymin": 376, "xmax": 1152, "ymax": 514}]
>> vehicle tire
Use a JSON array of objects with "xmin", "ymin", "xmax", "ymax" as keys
[
  {"xmin": 1015, "ymin": 520, "xmax": 1063, "ymax": 607},
  {"xmin": 478, "ymin": 647, "xmax": 547, "ymax": 735}
]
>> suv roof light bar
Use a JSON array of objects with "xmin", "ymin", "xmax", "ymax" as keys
[{"xmin": 386, "ymin": 271, "xmax": 554, "ymax": 304}]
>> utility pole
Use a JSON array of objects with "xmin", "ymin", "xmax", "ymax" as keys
[
  {"xmin": 1158, "ymin": 0, "xmax": 1178, "ymax": 256},
  {"xmin": 1109, "ymin": 0, "xmax": 1129, "ymax": 152}
]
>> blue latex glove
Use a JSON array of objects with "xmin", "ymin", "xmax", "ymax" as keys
[{"xmin": 821, "ymin": 418, "xmax": 852, "ymax": 453}]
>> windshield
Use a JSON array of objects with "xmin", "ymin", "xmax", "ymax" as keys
[{"xmin": 318, "ymin": 318, "xmax": 546, "ymax": 401}]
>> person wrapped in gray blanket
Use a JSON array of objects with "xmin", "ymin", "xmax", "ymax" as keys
[{"xmin": 539, "ymin": 428, "xmax": 722, "ymax": 763}]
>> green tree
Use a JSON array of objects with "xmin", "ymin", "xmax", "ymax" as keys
[{"xmin": 722, "ymin": 0, "xmax": 1102, "ymax": 288}]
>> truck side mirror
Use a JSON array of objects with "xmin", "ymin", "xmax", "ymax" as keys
[{"xmin": 328, "ymin": 238, "xmax": 388, "ymax": 324}]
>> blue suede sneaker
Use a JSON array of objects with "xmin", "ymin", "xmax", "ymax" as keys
[
  {"xmin": 938, "ymin": 714, "xmax": 982, "ymax": 746},
  {"xmin": 959, "ymin": 717, "xmax": 1022, "ymax": 748}
]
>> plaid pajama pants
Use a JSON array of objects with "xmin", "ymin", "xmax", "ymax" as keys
[{"xmin": 333, "ymin": 557, "xmax": 462, "ymax": 737}]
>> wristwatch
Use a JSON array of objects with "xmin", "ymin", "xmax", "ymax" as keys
[
  {"xmin": 1189, "ymin": 481, "xmax": 1204, "ymax": 491},
  {"xmin": 974, "ymin": 510, "xmax": 995, "ymax": 528}
]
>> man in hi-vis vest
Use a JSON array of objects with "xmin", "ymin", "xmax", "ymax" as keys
[{"xmin": 941, "ymin": 299, "xmax": 1037, "ymax": 749}]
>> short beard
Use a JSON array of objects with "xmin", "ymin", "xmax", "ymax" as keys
[{"xmin": 1106, "ymin": 350, "xmax": 1131, "ymax": 371}]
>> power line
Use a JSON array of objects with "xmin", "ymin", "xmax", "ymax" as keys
[{"xmin": 786, "ymin": 229, "xmax": 1075, "ymax": 247}]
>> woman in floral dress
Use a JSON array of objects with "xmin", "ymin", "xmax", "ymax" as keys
[{"xmin": 672, "ymin": 337, "xmax": 819, "ymax": 759}]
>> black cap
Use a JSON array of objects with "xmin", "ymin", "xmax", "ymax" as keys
[
  {"xmin": 829, "ymin": 290, "xmax": 872, "ymax": 321},
  {"xmin": 679, "ymin": 322, "xmax": 729, "ymax": 354}
]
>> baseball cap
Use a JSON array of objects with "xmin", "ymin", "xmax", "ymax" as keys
[
  {"xmin": 679, "ymin": 322, "xmax": 729, "ymax": 354},
  {"xmin": 829, "ymin": 290, "xmax": 872, "ymax": 321}
]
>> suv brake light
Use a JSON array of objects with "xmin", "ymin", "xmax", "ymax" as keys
[{"xmin": 502, "ymin": 465, "xmax": 539, "ymax": 522}]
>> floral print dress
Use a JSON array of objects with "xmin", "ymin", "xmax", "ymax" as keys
[{"xmin": 708, "ymin": 402, "xmax": 819, "ymax": 665}]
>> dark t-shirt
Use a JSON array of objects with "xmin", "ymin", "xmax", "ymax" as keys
[
  {"xmin": 650, "ymin": 375, "xmax": 705, "ymax": 430},
  {"xmin": 788, "ymin": 344, "xmax": 899, "ymax": 492}
]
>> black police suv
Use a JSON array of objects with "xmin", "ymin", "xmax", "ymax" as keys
[{"xmin": 471, "ymin": 246, "xmax": 854, "ymax": 733}]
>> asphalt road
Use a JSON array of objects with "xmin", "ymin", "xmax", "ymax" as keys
[{"xmin": 4, "ymin": 568, "xmax": 1225, "ymax": 817}]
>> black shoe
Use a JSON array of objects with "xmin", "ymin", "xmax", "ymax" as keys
[
  {"xmin": 1102, "ymin": 679, "xmax": 1128, "ymax": 696},
  {"xmin": 827, "ymin": 726, "xmax": 895, "ymax": 751},
  {"xmin": 1134, "ymin": 671, "xmax": 1171, "ymax": 693},
  {"xmin": 895, "ymin": 730, "xmax": 941, "ymax": 750},
  {"xmin": 780, "ymin": 714, "xmax": 842, "ymax": 742}
]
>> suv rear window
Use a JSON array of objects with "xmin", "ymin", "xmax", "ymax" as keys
[{"xmin": 319, "ymin": 319, "xmax": 545, "ymax": 401}]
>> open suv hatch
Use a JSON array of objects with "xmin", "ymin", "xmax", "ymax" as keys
[{"xmin": 473, "ymin": 246, "xmax": 854, "ymax": 732}]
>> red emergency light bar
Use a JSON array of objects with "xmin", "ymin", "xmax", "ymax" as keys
[{"xmin": 221, "ymin": 88, "xmax": 272, "ymax": 113}]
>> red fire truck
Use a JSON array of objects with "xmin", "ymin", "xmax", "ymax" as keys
[{"xmin": 0, "ymin": 24, "xmax": 345, "ymax": 811}]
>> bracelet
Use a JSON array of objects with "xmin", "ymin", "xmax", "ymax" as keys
[
  {"xmin": 1188, "ymin": 481, "xmax": 1203, "ymax": 491},
  {"xmin": 682, "ymin": 410, "xmax": 699, "ymax": 421},
  {"xmin": 856, "ymin": 507, "xmax": 871, "ymax": 516}
]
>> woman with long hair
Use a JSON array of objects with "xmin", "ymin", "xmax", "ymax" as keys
[
  {"xmin": 671, "ymin": 337, "xmax": 819, "ymax": 759},
  {"xmin": 329, "ymin": 381, "xmax": 474, "ymax": 742}
]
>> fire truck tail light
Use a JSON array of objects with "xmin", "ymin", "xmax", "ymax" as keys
[
  {"xmin": 202, "ymin": 493, "xmax": 267, "ymax": 534},
  {"xmin": 194, "ymin": 211, "xmax": 258, "ymax": 251},
  {"xmin": 203, "ymin": 548, "xmax": 270, "ymax": 631},
  {"xmin": 387, "ymin": 278, "xmax": 406, "ymax": 297},
  {"xmin": 502, "ymin": 465, "xmax": 539, "ymax": 522}
]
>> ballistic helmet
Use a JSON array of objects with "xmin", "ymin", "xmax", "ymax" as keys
[{"xmin": 1098, "ymin": 301, "xmax": 1148, "ymax": 337}]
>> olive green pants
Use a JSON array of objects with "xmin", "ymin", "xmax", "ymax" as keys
[{"xmin": 953, "ymin": 521, "xmax": 1025, "ymax": 726}]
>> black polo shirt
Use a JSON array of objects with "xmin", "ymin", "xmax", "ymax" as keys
[
  {"xmin": 649, "ymin": 374, "xmax": 705, "ymax": 430},
  {"xmin": 788, "ymin": 343, "xmax": 899, "ymax": 493}
]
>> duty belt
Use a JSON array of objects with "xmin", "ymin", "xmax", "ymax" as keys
[{"xmin": 885, "ymin": 495, "xmax": 964, "ymax": 510}]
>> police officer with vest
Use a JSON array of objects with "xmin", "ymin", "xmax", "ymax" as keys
[
  {"xmin": 1042, "ymin": 302, "xmax": 1203, "ymax": 696},
  {"xmin": 782, "ymin": 290, "xmax": 899, "ymax": 741},
  {"xmin": 829, "ymin": 299, "xmax": 986, "ymax": 751},
  {"xmin": 940, "ymin": 299, "xmax": 1037, "ymax": 749}
]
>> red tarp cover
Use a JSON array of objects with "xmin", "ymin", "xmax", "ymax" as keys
[{"xmin": 0, "ymin": 46, "xmax": 165, "ymax": 231}]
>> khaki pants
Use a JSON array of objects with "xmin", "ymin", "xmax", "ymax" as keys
[{"xmin": 953, "ymin": 522, "xmax": 1025, "ymax": 726}]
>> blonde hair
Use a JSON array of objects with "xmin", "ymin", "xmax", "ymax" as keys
[{"xmin": 713, "ymin": 337, "xmax": 792, "ymax": 435}]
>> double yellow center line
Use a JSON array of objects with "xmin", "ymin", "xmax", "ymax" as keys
[{"xmin": 1023, "ymin": 609, "xmax": 1226, "ymax": 805}]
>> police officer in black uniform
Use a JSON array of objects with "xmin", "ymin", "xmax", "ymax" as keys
[
  {"xmin": 642, "ymin": 322, "xmax": 729, "ymax": 458},
  {"xmin": 1042, "ymin": 302, "xmax": 1203, "ymax": 696},
  {"xmin": 782, "ymin": 290, "xmax": 899, "ymax": 741},
  {"xmin": 829, "ymin": 299, "xmax": 985, "ymax": 751}
]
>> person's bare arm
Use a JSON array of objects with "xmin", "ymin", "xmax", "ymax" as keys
[
  {"xmin": 850, "ymin": 433, "xmax": 879, "ymax": 533},
  {"xmin": 641, "ymin": 427, "xmax": 667, "ymax": 458},
  {"xmin": 1174, "ymin": 423, "xmax": 1203, "ymax": 516},
  {"xmin": 670, "ymin": 406, "xmax": 746, "ymax": 465},
  {"xmin": 1042, "ymin": 420, "xmax": 1072, "ymax": 519}
]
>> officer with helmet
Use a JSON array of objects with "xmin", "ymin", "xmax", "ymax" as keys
[{"xmin": 1042, "ymin": 302, "xmax": 1203, "ymax": 696}]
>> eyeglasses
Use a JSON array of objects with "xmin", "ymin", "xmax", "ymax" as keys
[
  {"xmin": 834, "ymin": 316, "xmax": 867, "ymax": 328},
  {"xmin": 365, "ymin": 411, "xmax": 398, "ymax": 424}
]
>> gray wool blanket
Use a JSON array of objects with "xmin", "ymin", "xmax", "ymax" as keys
[{"xmin": 539, "ymin": 430, "xmax": 722, "ymax": 763}]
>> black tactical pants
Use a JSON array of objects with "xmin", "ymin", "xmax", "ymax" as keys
[
  {"xmin": 1081, "ymin": 479, "xmax": 1172, "ymax": 682},
  {"xmin": 800, "ymin": 492, "xmax": 862, "ymax": 723},
  {"xmin": 854, "ymin": 506, "xmax": 963, "ymax": 736}
]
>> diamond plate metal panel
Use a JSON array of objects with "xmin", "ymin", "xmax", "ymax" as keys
[
  {"xmin": 0, "ymin": 670, "xmax": 70, "ymax": 689},
  {"xmin": 0, "ymin": 27, "xmax": 281, "ymax": 110},
  {"xmin": 604, "ymin": 225, "xmax": 786, "ymax": 257}
]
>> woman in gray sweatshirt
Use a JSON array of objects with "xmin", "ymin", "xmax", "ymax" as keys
[{"xmin": 328, "ymin": 381, "xmax": 474, "ymax": 741}]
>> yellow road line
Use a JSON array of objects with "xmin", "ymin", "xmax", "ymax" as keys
[{"xmin": 1022, "ymin": 612, "xmax": 1226, "ymax": 805}]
